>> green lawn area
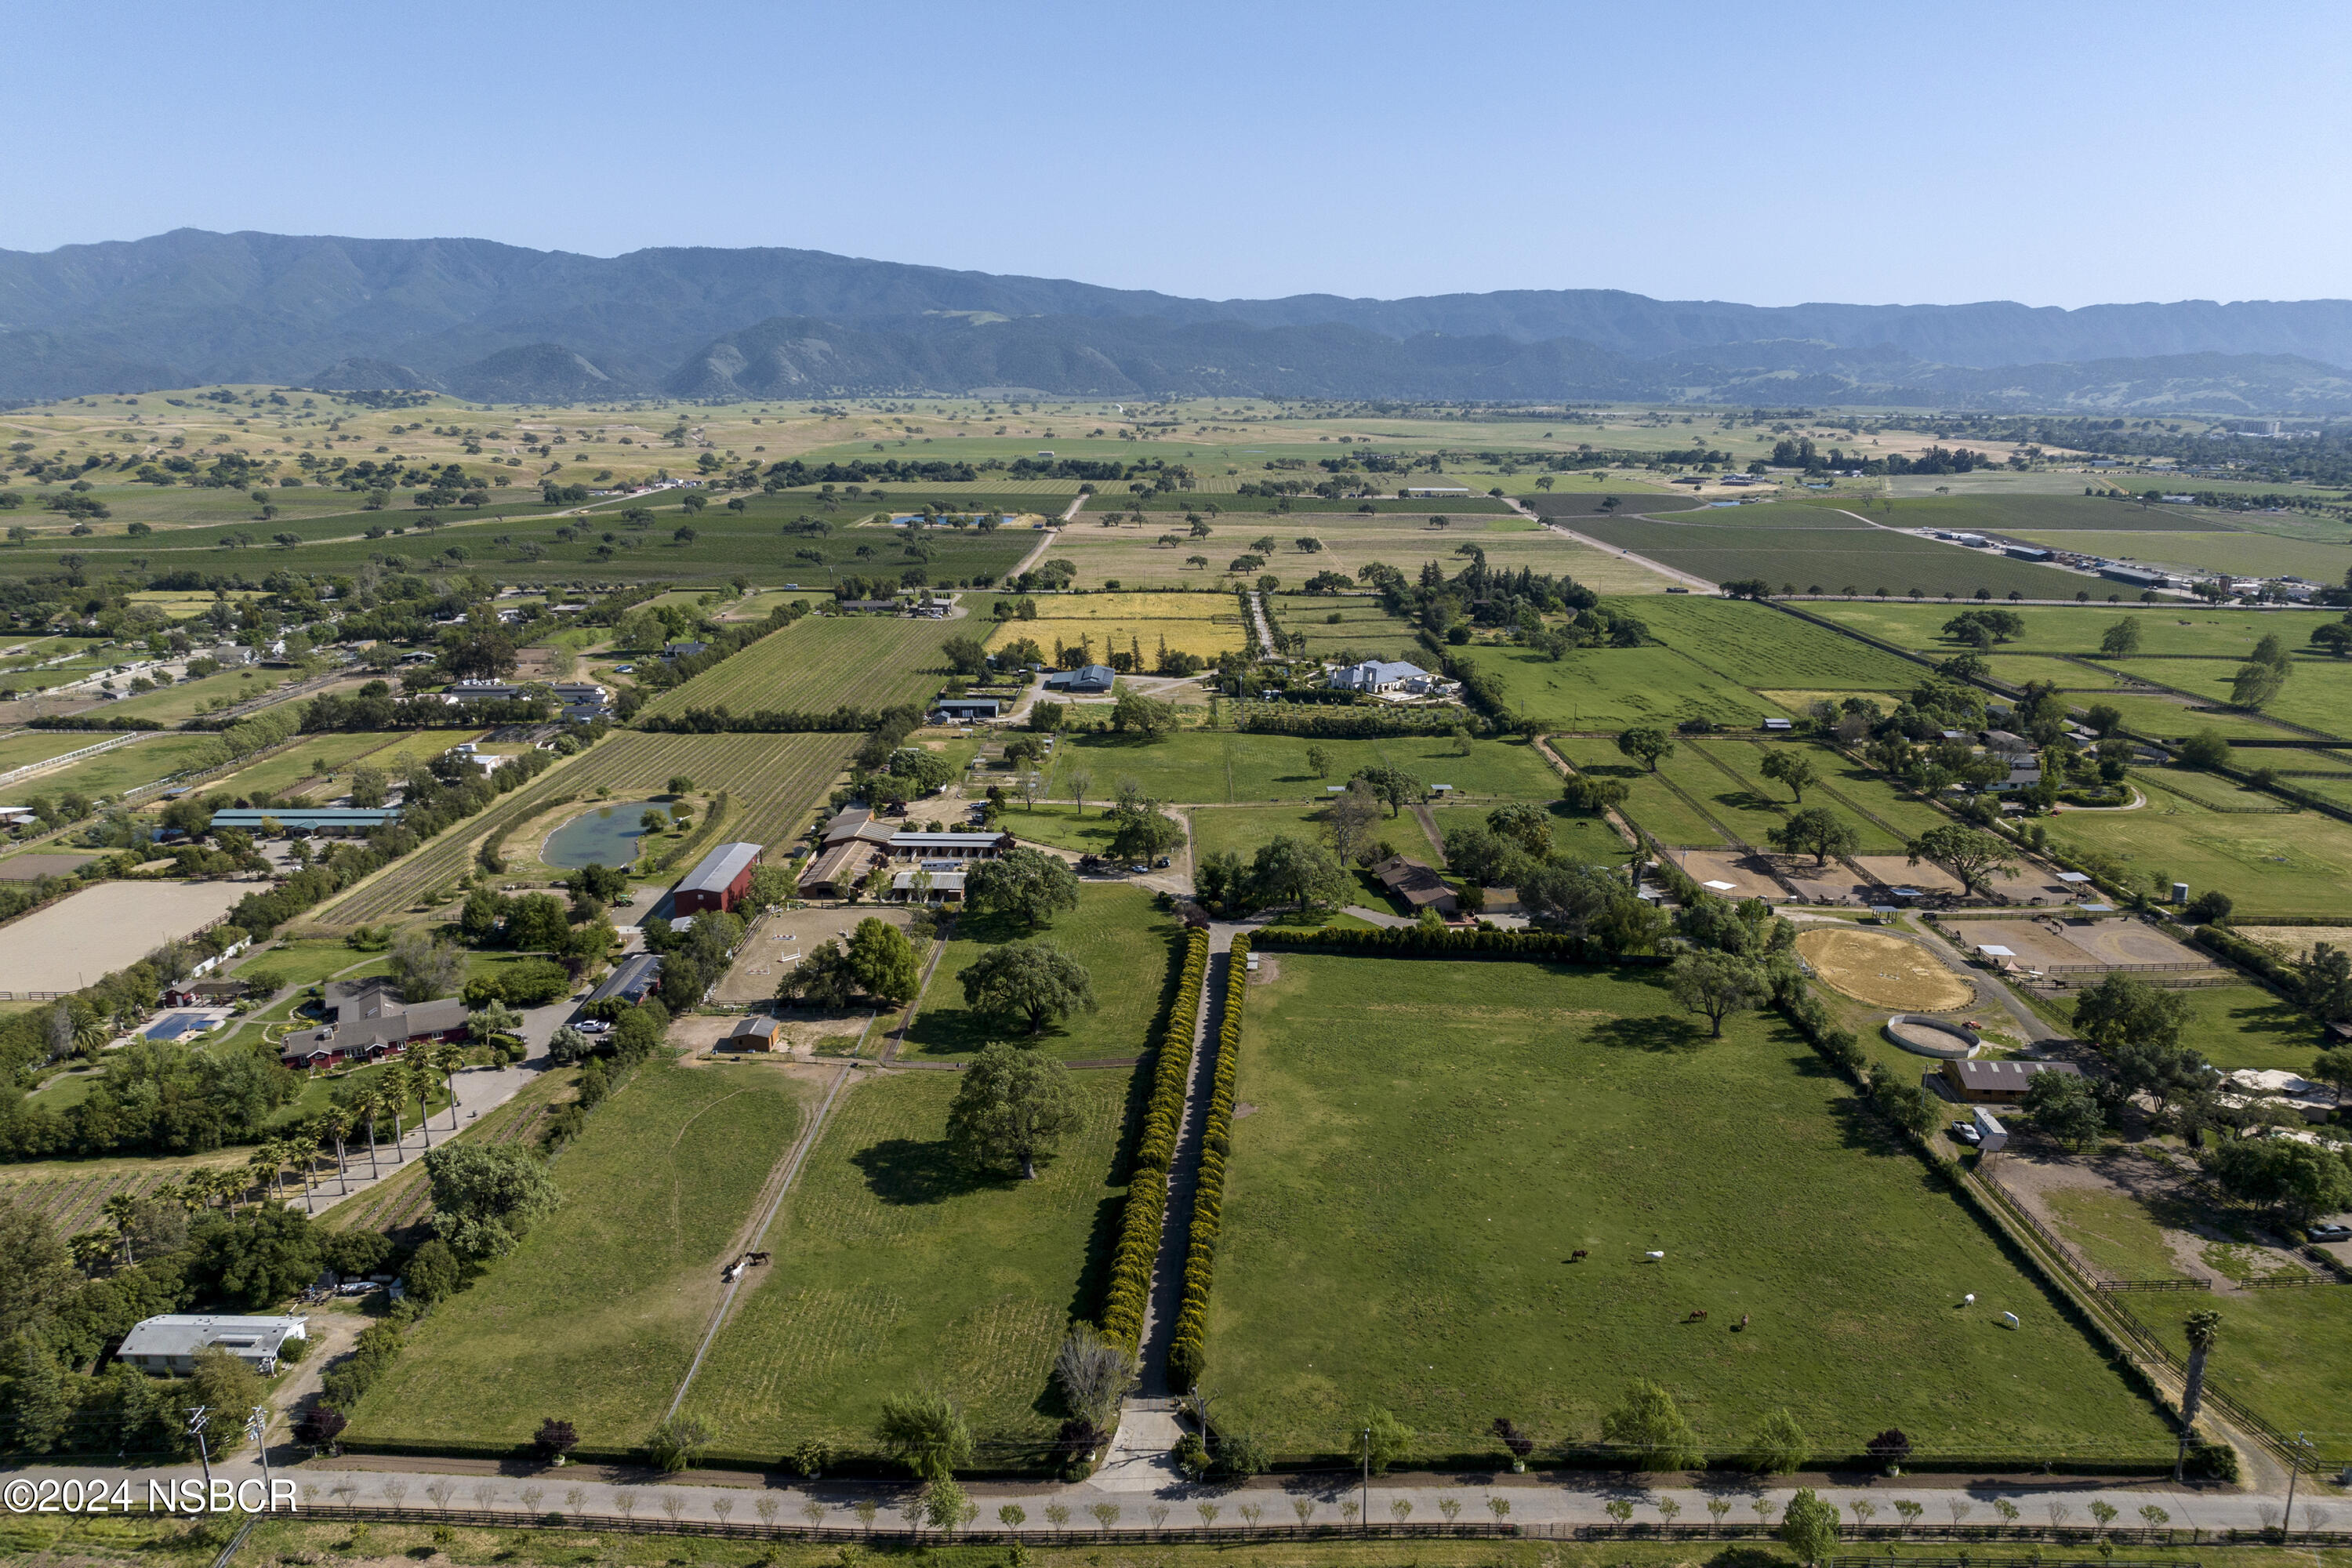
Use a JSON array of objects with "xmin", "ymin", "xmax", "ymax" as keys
[
  {"xmin": 201, "ymin": 731, "xmax": 470, "ymax": 803},
  {"xmin": 1686, "ymin": 739, "xmax": 1913, "ymax": 855},
  {"xmin": 1551, "ymin": 739, "xmax": 1726, "ymax": 848},
  {"xmin": 996, "ymin": 803, "xmax": 1124, "ymax": 857},
  {"xmin": 2071, "ymin": 691, "xmax": 2306, "ymax": 743},
  {"xmin": 0, "ymin": 730, "xmax": 114, "ymax": 772},
  {"xmin": 687, "ymin": 1065, "xmax": 1132, "ymax": 1462},
  {"xmin": 1980, "ymin": 654, "xmax": 2127, "ymax": 689},
  {"xmin": 96, "ymin": 665, "xmax": 290, "ymax": 724},
  {"xmin": 1203, "ymin": 955, "xmax": 2175, "ymax": 1464},
  {"xmin": 2105, "ymin": 656, "xmax": 2352, "ymax": 741},
  {"xmin": 2133, "ymin": 1288, "xmax": 2352, "ymax": 1468},
  {"xmin": 1805, "ymin": 601, "xmax": 2345, "ymax": 659},
  {"xmin": 1429, "ymin": 802, "xmax": 1628, "ymax": 865},
  {"xmin": 2045, "ymin": 792, "xmax": 2352, "ymax": 919},
  {"xmin": 2169, "ymin": 982, "xmax": 2328, "ymax": 1074},
  {"xmin": 1453, "ymin": 644, "xmax": 1773, "ymax": 731},
  {"xmin": 1189, "ymin": 801, "xmax": 1441, "ymax": 870},
  {"xmin": 345, "ymin": 1057, "xmax": 808, "ymax": 1452},
  {"xmin": 900, "ymin": 884, "xmax": 1180, "ymax": 1062},
  {"xmin": 2134, "ymin": 765, "xmax": 2292, "ymax": 813},
  {"xmin": 1035, "ymin": 731, "xmax": 1559, "ymax": 806}
]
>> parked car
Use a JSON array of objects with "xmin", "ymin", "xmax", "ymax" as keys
[
  {"xmin": 575, "ymin": 1018, "xmax": 613, "ymax": 1035},
  {"xmin": 2308, "ymin": 1222, "xmax": 2352, "ymax": 1243},
  {"xmin": 1948, "ymin": 1120, "xmax": 1983, "ymax": 1146},
  {"xmin": 1153, "ymin": 856, "xmax": 1172, "ymax": 868}
]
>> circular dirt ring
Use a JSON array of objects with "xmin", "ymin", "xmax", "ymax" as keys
[
  {"xmin": 1885, "ymin": 1014, "xmax": 1980, "ymax": 1058},
  {"xmin": 1795, "ymin": 926, "xmax": 1974, "ymax": 1011}
]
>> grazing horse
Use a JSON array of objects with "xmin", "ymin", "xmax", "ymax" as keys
[
  {"xmin": 1570, "ymin": 1249, "xmax": 1588, "ymax": 1261},
  {"xmin": 1687, "ymin": 1308, "xmax": 1708, "ymax": 1322},
  {"xmin": 1737, "ymin": 1313, "xmax": 1750, "ymax": 1331}
]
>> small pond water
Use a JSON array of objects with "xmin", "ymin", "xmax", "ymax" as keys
[{"xmin": 543, "ymin": 800, "xmax": 666, "ymax": 869}]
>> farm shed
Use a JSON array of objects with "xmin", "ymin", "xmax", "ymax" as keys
[
  {"xmin": 209, "ymin": 807, "xmax": 400, "ymax": 837},
  {"xmin": 674, "ymin": 841, "xmax": 764, "ymax": 915},
  {"xmin": 1940, "ymin": 1057, "xmax": 2084, "ymax": 1104},
  {"xmin": 588, "ymin": 952, "xmax": 662, "ymax": 1006},
  {"xmin": 887, "ymin": 830, "xmax": 1013, "ymax": 861}
]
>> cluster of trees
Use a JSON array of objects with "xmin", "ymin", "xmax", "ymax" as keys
[
  {"xmin": 641, "ymin": 909, "xmax": 746, "ymax": 1008},
  {"xmin": 2226, "ymin": 630, "xmax": 2296, "ymax": 711},
  {"xmin": 777, "ymin": 917, "xmax": 924, "ymax": 1011}
]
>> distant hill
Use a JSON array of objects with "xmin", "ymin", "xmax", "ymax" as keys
[{"xmin": 4, "ymin": 227, "xmax": 2352, "ymax": 410}]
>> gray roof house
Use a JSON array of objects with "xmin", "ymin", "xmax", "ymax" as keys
[
  {"xmin": 118, "ymin": 1314, "xmax": 307, "ymax": 1374},
  {"xmin": 1044, "ymin": 664, "xmax": 1116, "ymax": 694}
]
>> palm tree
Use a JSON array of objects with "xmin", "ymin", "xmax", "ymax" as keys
[
  {"xmin": 383, "ymin": 1068, "xmax": 410, "ymax": 1159},
  {"xmin": 317, "ymin": 1109, "xmax": 353, "ymax": 1195},
  {"xmin": 74, "ymin": 1014, "xmax": 111, "ymax": 1054},
  {"xmin": 356, "ymin": 1087, "xmax": 385, "ymax": 1178},
  {"xmin": 2175, "ymin": 1308, "xmax": 2223, "ymax": 1482},
  {"xmin": 285, "ymin": 1133, "xmax": 321, "ymax": 1214},
  {"xmin": 101, "ymin": 1192, "xmax": 139, "ymax": 1265},
  {"xmin": 248, "ymin": 1142, "xmax": 284, "ymax": 1203},
  {"xmin": 432, "ymin": 1042, "xmax": 466, "ymax": 1128}
]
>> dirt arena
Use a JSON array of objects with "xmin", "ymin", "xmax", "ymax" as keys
[
  {"xmin": 2239, "ymin": 925, "xmax": 2352, "ymax": 962},
  {"xmin": 1795, "ymin": 926, "xmax": 1975, "ymax": 1011},
  {"xmin": 711, "ymin": 903, "xmax": 919, "ymax": 1005},
  {"xmin": 1953, "ymin": 916, "xmax": 2206, "ymax": 972},
  {"xmin": 0, "ymin": 880, "xmax": 247, "ymax": 992},
  {"xmin": 1848, "ymin": 855, "xmax": 1965, "ymax": 895},
  {"xmin": 1662, "ymin": 848, "xmax": 1784, "ymax": 901}
]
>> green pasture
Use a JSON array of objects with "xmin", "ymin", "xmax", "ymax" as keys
[
  {"xmin": 0, "ymin": 729, "xmax": 114, "ymax": 772},
  {"xmin": 1266, "ymin": 595, "xmax": 1425, "ymax": 661},
  {"xmin": 1428, "ymin": 801, "xmax": 1627, "ymax": 866},
  {"xmin": 1036, "ymin": 730, "xmax": 1559, "ymax": 807},
  {"xmin": 2008, "ymin": 530, "xmax": 2352, "ymax": 582},
  {"xmin": 2136, "ymin": 1289, "xmax": 2352, "ymax": 1467},
  {"xmin": 2045, "ymin": 792, "xmax": 2352, "ymax": 918},
  {"xmin": 1570, "ymin": 504, "xmax": 2100, "ymax": 598},
  {"xmin": 0, "ymin": 733, "xmax": 223, "ymax": 804},
  {"xmin": 996, "ymin": 804, "xmax": 1124, "ymax": 858},
  {"xmin": 2169, "ymin": 982, "xmax": 2328, "ymax": 1075},
  {"xmin": 2039, "ymin": 1188, "xmax": 2192, "ymax": 1283},
  {"xmin": 1189, "ymin": 800, "xmax": 1441, "ymax": 872},
  {"xmin": 1203, "ymin": 955, "xmax": 2173, "ymax": 1462},
  {"xmin": 345, "ymin": 1058, "xmax": 810, "ymax": 1451},
  {"xmin": 1551, "ymin": 739, "xmax": 1728, "ymax": 848},
  {"xmin": 1692, "ymin": 739, "xmax": 1933, "ymax": 855},
  {"xmin": 2105, "ymin": 656, "xmax": 2352, "ymax": 741},
  {"xmin": 2074, "ymin": 691, "xmax": 2306, "ymax": 742},
  {"xmin": 1454, "ymin": 644, "xmax": 1773, "ymax": 731},
  {"xmin": 2133, "ymin": 765, "xmax": 2292, "ymax": 813},
  {"xmin": 1819, "ymin": 492, "xmax": 2232, "ymax": 535},
  {"xmin": 1805, "ymin": 601, "xmax": 2343, "ymax": 658},
  {"xmin": 898, "ymin": 883, "xmax": 1180, "ymax": 1063},
  {"xmin": 1980, "ymin": 654, "xmax": 2126, "ymax": 689},
  {"xmin": 641, "ymin": 613, "xmax": 960, "ymax": 719},
  {"xmin": 688, "ymin": 1065, "xmax": 1131, "ymax": 1460},
  {"xmin": 1630, "ymin": 595, "xmax": 1922, "ymax": 689},
  {"xmin": 200, "ymin": 730, "xmax": 470, "ymax": 803}
]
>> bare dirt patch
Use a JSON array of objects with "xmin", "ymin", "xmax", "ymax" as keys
[
  {"xmin": 2237, "ymin": 924, "xmax": 2352, "ymax": 962},
  {"xmin": 0, "ymin": 852, "xmax": 97, "ymax": 880},
  {"xmin": 1850, "ymin": 854, "xmax": 1963, "ymax": 895},
  {"xmin": 1663, "ymin": 848, "xmax": 1784, "ymax": 901},
  {"xmin": 1796, "ymin": 926, "xmax": 1974, "ymax": 1011},
  {"xmin": 0, "ymin": 879, "xmax": 246, "ymax": 991},
  {"xmin": 2057, "ymin": 917, "xmax": 2209, "ymax": 967}
]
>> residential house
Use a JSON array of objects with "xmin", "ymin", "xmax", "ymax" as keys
[
  {"xmin": 118, "ymin": 1314, "xmax": 307, "ymax": 1375},
  {"xmin": 279, "ymin": 979, "xmax": 470, "ymax": 1069},
  {"xmin": 1370, "ymin": 855, "xmax": 1458, "ymax": 914},
  {"xmin": 587, "ymin": 953, "xmax": 662, "ymax": 1007}
]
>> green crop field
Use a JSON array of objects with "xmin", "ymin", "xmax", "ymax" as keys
[
  {"xmin": 1035, "ymin": 730, "xmax": 1559, "ymax": 807},
  {"xmin": 1632, "ymin": 597, "xmax": 1923, "ymax": 688},
  {"xmin": 345, "ymin": 1058, "xmax": 810, "ymax": 1452},
  {"xmin": 1568, "ymin": 505, "xmax": 2096, "ymax": 599},
  {"xmin": 2106, "ymin": 657, "xmax": 2352, "ymax": 741},
  {"xmin": 688, "ymin": 1065, "xmax": 1131, "ymax": 1462},
  {"xmin": 1830, "ymin": 493, "xmax": 2234, "ymax": 535},
  {"xmin": 1551, "ymin": 739, "xmax": 1727, "ymax": 848},
  {"xmin": 1805, "ymin": 601, "xmax": 2343, "ymax": 658},
  {"xmin": 2134, "ymin": 1290, "xmax": 2352, "ymax": 1468},
  {"xmin": 1045, "ymin": 511, "xmax": 1675, "ymax": 596},
  {"xmin": 640, "ymin": 614, "xmax": 960, "ymax": 720},
  {"xmin": 1265, "ymin": 595, "xmax": 1424, "ymax": 662},
  {"xmin": 1453, "ymin": 644, "xmax": 1773, "ymax": 731},
  {"xmin": 2045, "ymin": 789, "xmax": 2352, "ymax": 918},
  {"xmin": 898, "ymin": 884, "xmax": 1181, "ymax": 1063},
  {"xmin": 314, "ymin": 731, "xmax": 854, "ymax": 929},
  {"xmin": 1203, "ymin": 955, "xmax": 2172, "ymax": 1463}
]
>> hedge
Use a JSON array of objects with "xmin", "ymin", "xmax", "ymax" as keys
[
  {"xmin": 2191, "ymin": 922, "xmax": 2303, "ymax": 993},
  {"xmin": 1100, "ymin": 927, "xmax": 1209, "ymax": 1350},
  {"xmin": 1233, "ymin": 706, "xmax": 1492, "ymax": 739},
  {"xmin": 1250, "ymin": 924, "xmax": 1664, "ymax": 966},
  {"xmin": 1167, "ymin": 935, "xmax": 1247, "ymax": 1392}
]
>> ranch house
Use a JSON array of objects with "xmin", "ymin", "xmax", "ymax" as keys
[
  {"xmin": 118, "ymin": 1313, "xmax": 307, "ymax": 1375},
  {"xmin": 280, "ymin": 980, "xmax": 469, "ymax": 1069}
]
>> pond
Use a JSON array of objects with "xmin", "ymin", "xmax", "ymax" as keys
[{"xmin": 543, "ymin": 800, "xmax": 666, "ymax": 869}]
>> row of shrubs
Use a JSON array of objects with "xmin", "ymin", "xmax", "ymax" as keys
[
  {"xmin": 1234, "ymin": 706, "xmax": 1494, "ymax": 739},
  {"xmin": 1167, "ymin": 935, "xmax": 1249, "ymax": 1392},
  {"xmin": 1100, "ymin": 928, "xmax": 1209, "ymax": 1349},
  {"xmin": 2191, "ymin": 921, "xmax": 2302, "ymax": 991},
  {"xmin": 1250, "ymin": 924, "xmax": 1665, "ymax": 964}
]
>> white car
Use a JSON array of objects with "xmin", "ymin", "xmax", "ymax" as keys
[
  {"xmin": 1948, "ymin": 1120, "xmax": 1983, "ymax": 1146},
  {"xmin": 575, "ymin": 1018, "xmax": 613, "ymax": 1035}
]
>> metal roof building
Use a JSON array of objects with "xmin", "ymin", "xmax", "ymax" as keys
[
  {"xmin": 209, "ymin": 807, "xmax": 400, "ymax": 836},
  {"xmin": 588, "ymin": 952, "xmax": 662, "ymax": 1006},
  {"xmin": 118, "ymin": 1313, "xmax": 307, "ymax": 1374},
  {"xmin": 674, "ymin": 841, "xmax": 764, "ymax": 914}
]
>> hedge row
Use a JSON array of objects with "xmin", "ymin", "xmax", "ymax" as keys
[
  {"xmin": 1233, "ymin": 706, "xmax": 1492, "ymax": 739},
  {"xmin": 2191, "ymin": 922, "xmax": 2300, "ymax": 992},
  {"xmin": 1100, "ymin": 927, "xmax": 1209, "ymax": 1350},
  {"xmin": 1250, "ymin": 924, "xmax": 1664, "ymax": 965},
  {"xmin": 1167, "ymin": 935, "xmax": 1247, "ymax": 1392}
]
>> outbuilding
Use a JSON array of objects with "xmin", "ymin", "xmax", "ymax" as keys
[
  {"xmin": 118, "ymin": 1314, "xmax": 307, "ymax": 1375},
  {"xmin": 1940, "ymin": 1057, "xmax": 2084, "ymax": 1104},
  {"xmin": 1044, "ymin": 665, "xmax": 1116, "ymax": 695},
  {"xmin": 588, "ymin": 953, "xmax": 662, "ymax": 1006},
  {"xmin": 674, "ymin": 842, "xmax": 764, "ymax": 915},
  {"xmin": 887, "ymin": 830, "xmax": 1012, "ymax": 862}
]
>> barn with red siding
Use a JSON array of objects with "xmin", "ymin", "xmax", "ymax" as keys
[{"xmin": 673, "ymin": 841, "xmax": 764, "ymax": 915}]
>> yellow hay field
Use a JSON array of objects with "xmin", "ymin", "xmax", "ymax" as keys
[
  {"xmin": 1795, "ymin": 926, "xmax": 1974, "ymax": 1011},
  {"xmin": 985, "ymin": 592, "xmax": 1247, "ymax": 662},
  {"xmin": 2238, "ymin": 925, "xmax": 2352, "ymax": 962}
]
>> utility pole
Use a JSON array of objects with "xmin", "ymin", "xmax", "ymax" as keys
[
  {"xmin": 1360, "ymin": 1425, "xmax": 1370, "ymax": 1534},
  {"xmin": 187, "ymin": 1406, "xmax": 212, "ymax": 1490},
  {"xmin": 2285, "ymin": 1432, "xmax": 2310, "ymax": 1536},
  {"xmin": 247, "ymin": 1406, "xmax": 274, "ymax": 1490}
]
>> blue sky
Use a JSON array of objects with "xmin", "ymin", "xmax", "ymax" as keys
[{"xmin": 8, "ymin": 0, "xmax": 2350, "ymax": 309}]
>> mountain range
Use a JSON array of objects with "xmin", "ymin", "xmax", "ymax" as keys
[{"xmin": 5, "ymin": 228, "xmax": 2352, "ymax": 412}]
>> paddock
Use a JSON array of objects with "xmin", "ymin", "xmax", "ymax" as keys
[
  {"xmin": 1795, "ymin": 926, "xmax": 1975, "ymax": 1011},
  {"xmin": 0, "ymin": 880, "xmax": 246, "ymax": 993}
]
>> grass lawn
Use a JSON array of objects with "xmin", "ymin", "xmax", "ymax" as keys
[
  {"xmin": 996, "ymin": 804, "xmax": 1124, "ymax": 857},
  {"xmin": 2072, "ymin": 691, "xmax": 2306, "ymax": 742},
  {"xmin": 345, "ymin": 1057, "xmax": 808, "ymax": 1452},
  {"xmin": 1980, "ymin": 654, "xmax": 2129, "ymax": 689},
  {"xmin": 1453, "ymin": 644, "xmax": 1773, "ymax": 731},
  {"xmin": 2132, "ymin": 1288, "xmax": 2352, "ymax": 1467},
  {"xmin": 900, "ymin": 884, "xmax": 1181, "ymax": 1063},
  {"xmin": 1550, "ymin": 739, "xmax": 1727, "ymax": 848},
  {"xmin": 1189, "ymin": 801, "xmax": 1441, "ymax": 871},
  {"xmin": 1203, "ymin": 955, "xmax": 2174, "ymax": 1463},
  {"xmin": 1430, "ymin": 802, "xmax": 1628, "ymax": 865},
  {"xmin": 1037, "ymin": 731, "xmax": 1559, "ymax": 806},
  {"xmin": 2040, "ymin": 1187, "xmax": 2191, "ymax": 1282},
  {"xmin": 2167, "ymin": 982, "xmax": 2327, "ymax": 1074},
  {"xmin": 688, "ymin": 1065, "xmax": 1132, "ymax": 1461},
  {"xmin": 2045, "ymin": 792, "xmax": 2352, "ymax": 919},
  {"xmin": 0, "ymin": 730, "xmax": 114, "ymax": 772}
]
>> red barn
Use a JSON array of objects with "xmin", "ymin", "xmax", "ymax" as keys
[{"xmin": 673, "ymin": 841, "xmax": 764, "ymax": 915}]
